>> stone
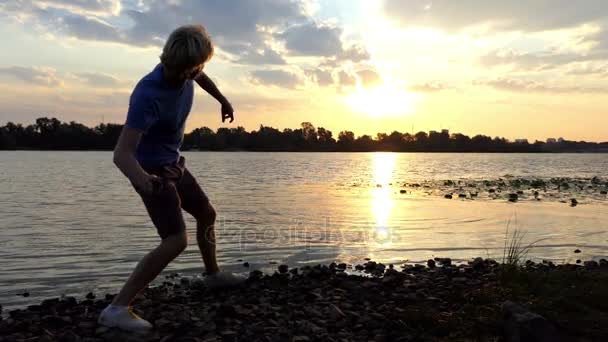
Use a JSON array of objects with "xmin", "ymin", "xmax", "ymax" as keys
[
  {"xmin": 278, "ymin": 264, "xmax": 289, "ymax": 274},
  {"xmin": 502, "ymin": 301, "xmax": 561, "ymax": 342},
  {"xmin": 584, "ymin": 260, "xmax": 599, "ymax": 269},
  {"xmin": 508, "ymin": 193, "xmax": 518, "ymax": 202},
  {"xmin": 574, "ymin": 249, "xmax": 581, "ymax": 254},
  {"xmin": 444, "ymin": 194, "xmax": 453, "ymax": 199},
  {"xmin": 570, "ymin": 198, "xmax": 578, "ymax": 207},
  {"xmin": 243, "ymin": 262, "xmax": 250, "ymax": 267},
  {"xmin": 427, "ymin": 259, "xmax": 436, "ymax": 268},
  {"xmin": 85, "ymin": 292, "xmax": 95, "ymax": 300},
  {"xmin": 400, "ymin": 190, "xmax": 407, "ymax": 194}
]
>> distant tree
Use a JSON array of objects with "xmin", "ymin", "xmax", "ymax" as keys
[
  {"xmin": 1, "ymin": 117, "xmax": 604, "ymax": 152},
  {"xmin": 338, "ymin": 131, "xmax": 355, "ymax": 151}
]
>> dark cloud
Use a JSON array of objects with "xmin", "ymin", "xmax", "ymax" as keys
[
  {"xmin": 0, "ymin": 66, "xmax": 62, "ymax": 86},
  {"xmin": 250, "ymin": 69, "xmax": 302, "ymax": 88},
  {"xmin": 123, "ymin": 0, "xmax": 306, "ymax": 48},
  {"xmin": 58, "ymin": 14, "xmax": 122, "ymax": 41},
  {"xmin": 279, "ymin": 22, "xmax": 343, "ymax": 57},
  {"xmin": 382, "ymin": 0, "xmax": 608, "ymax": 32}
]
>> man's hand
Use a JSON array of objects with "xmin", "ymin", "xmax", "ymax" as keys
[
  {"xmin": 133, "ymin": 173, "xmax": 161, "ymax": 195},
  {"xmin": 195, "ymin": 72, "xmax": 235, "ymax": 123},
  {"xmin": 221, "ymin": 101, "xmax": 234, "ymax": 123}
]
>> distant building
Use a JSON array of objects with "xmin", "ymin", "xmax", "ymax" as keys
[{"xmin": 441, "ymin": 129, "xmax": 449, "ymax": 135}]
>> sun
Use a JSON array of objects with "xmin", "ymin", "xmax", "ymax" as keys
[{"xmin": 345, "ymin": 80, "xmax": 417, "ymax": 117}]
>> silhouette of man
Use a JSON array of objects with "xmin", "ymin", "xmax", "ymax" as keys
[{"xmin": 98, "ymin": 24, "xmax": 243, "ymax": 332}]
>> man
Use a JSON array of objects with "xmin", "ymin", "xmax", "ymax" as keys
[{"xmin": 98, "ymin": 24, "xmax": 243, "ymax": 332}]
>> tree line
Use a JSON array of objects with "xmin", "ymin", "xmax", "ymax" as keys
[{"xmin": 1, "ymin": 117, "xmax": 607, "ymax": 152}]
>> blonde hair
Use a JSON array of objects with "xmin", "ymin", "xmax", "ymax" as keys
[{"xmin": 160, "ymin": 25, "xmax": 214, "ymax": 71}]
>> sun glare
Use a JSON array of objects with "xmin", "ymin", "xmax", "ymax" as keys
[
  {"xmin": 345, "ymin": 81, "xmax": 417, "ymax": 117},
  {"xmin": 370, "ymin": 153, "xmax": 397, "ymax": 246}
]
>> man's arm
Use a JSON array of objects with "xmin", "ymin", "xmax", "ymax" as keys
[
  {"xmin": 113, "ymin": 126, "xmax": 158, "ymax": 194},
  {"xmin": 195, "ymin": 72, "xmax": 234, "ymax": 123}
]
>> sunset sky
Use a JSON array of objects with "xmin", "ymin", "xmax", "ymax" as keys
[{"xmin": 0, "ymin": 1, "xmax": 607, "ymax": 142}]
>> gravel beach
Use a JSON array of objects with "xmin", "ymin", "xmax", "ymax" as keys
[{"xmin": 2, "ymin": 258, "xmax": 607, "ymax": 342}]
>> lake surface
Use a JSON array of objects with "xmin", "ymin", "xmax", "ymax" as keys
[{"xmin": 1, "ymin": 151, "xmax": 607, "ymax": 310}]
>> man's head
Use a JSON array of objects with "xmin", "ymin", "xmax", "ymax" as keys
[{"xmin": 160, "ymin": 24, "xmax": 214, "ymax": 81}]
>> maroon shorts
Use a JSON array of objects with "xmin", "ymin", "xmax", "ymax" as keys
[{"xmin": 135, "ymin": 156, "xmax": 210, "ymax": 239}]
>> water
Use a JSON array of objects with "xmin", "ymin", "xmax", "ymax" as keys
[{"xmin": 1, "ymin": 151, "xmax": 607, "ymax": 310}]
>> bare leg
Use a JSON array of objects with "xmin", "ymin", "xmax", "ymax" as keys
[
  {"xmin": 111, "ymin": 232, "xmax": 187, "ymax": 306},
  {"xmin": 196, "ymin": 203, "xmax": 220, "ymax": 274}
]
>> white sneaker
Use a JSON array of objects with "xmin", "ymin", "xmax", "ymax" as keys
[
  {"xmin": 97, "ymin": 305, "xmax": 153, "ymax": 333},
  {"xmin": 203, "ymin": 272, "xmax": 247, "ymax": 290}
]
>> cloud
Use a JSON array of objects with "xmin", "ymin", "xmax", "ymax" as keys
[
  {"xmin": 277, "ymin": 21, "xmax": 372, "ymax": 63},
  {"xmin": 306, "ymin": 69, "xmax": 334, "ymax": 87},
  {"xmin": 232, "ymin": 48, "xmax": 286, "ymax": 65},
  {"xmin": 382, "ymin": 0, "xmax": 608, "ymax": 32},
  {"xmin": 279, "ymin": 22, "xmax": 343, "ymax": 57},
  {"xmin": 0, "ymin": 66, "xmax": 62, "ymax": 86},
  {"xmin": 58, "ymin": 14, "xmax": 122, "ymax": 42},
  {"xmin": 339, "ymin": 44, "xmax": 370, "ymax": 63},
  {"xmin": 565, "ymin": 63, "xmax": 608, "ymax": 76},
  {"xmin": 357, "ymin": 69, "xmax": 382, "ymax": 87},
  {"xmin": 479, "ymin": 49, "xmax": 583, "ymax": 71},
  {"xmin": 2, "ymin": 0, "xmax": 308, "ymax": 48},
  {"xmin": 73, "ymin": 72, "xmax": 123, "ymax": 87},
  {"xmin": 408, "ymin": 82, "xmax": 444, "ymax": 93},
  {"xmin": 475, "ymin": 78, "xmax": 608, "ymax": 93},
  {"xmin": 337, "ymin": 70, "xmax": 356, "ymax": 87},
  {"xmin": 250, "ymin": 69, "xmax": 302, "ymax": 88},
  {"xmin": 37, "ymin": 0, "xmax": 122, "ymax": 15}
]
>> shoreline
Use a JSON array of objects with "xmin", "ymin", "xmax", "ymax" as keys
[{"xmin": 2, "ymin": 258, "xmax": 607, "ymax": 341}]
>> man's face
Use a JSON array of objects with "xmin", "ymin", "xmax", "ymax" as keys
[{"xmin": 180, "ymin": 63, "xmax": 204, "ymax": 80}]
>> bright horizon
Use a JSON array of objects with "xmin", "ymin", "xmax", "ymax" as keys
[{"xmin": 1, "ymin": 1, "xmax": 607, "ymax": 142}]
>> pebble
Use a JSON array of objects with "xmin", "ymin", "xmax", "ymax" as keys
[
  {"xmin": 2, "ymin": 258, "xmax": 605, "ymax": 342},
  {"xmin": 444, "ymin": 194, "xmax": 453, "ymax": 199}
]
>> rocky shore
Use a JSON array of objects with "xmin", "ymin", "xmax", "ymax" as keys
[
  {"xmin": 2, "ymin": 258, "xmax": 608, "ymax": 342},
  {"xmin": 357, "ymin": 176, "xmax": 608, "ymax": 204}
]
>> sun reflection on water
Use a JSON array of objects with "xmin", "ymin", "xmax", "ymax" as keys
[{"xmin": 371, "ymin": 153, "xmax": 397, "ymax": 246}]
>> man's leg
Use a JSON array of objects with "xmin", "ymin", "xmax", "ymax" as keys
[
  {"xmin": 111, "ymin": 232, "xmax": 187, "ymax": 306},
  {"xmin": 195, "ymin": 203, "xmax": 220, "ymax": 274},
  {"xmin": 177, "ymin": 168, "xmax": 220, "ymax": 274},
  {"xmin": 113, "ymin": 179, "xmax": 188, "ymax": 305}
]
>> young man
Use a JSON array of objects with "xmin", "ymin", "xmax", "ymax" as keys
[{"xmin": 98, "ymin": 24, "xmax": 243, "ymax": 332}]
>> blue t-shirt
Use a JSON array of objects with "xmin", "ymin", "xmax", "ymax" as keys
[{"xmin": 126, "ymin": 63, "xmax": 194, "ymax": 167}]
